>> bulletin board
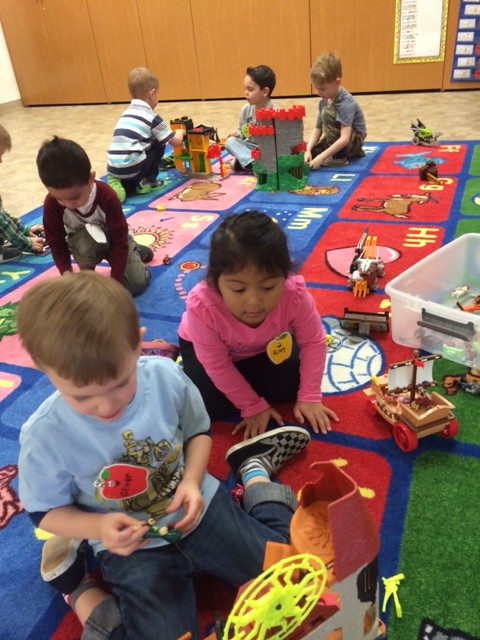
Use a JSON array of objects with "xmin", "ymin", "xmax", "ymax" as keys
[
  {"xmin": 394, "ymin": 0, "xmax": 448, "ymax": 63},
  {"xmin": 450, "ymin": 0, "xmax": 480, "ymax": 81}
]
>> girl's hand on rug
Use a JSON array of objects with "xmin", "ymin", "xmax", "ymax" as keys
[
  {"xmin": 293, "ymin": 401, "xmax": 339, "ymax": 435},
  {"xmin": 232, "ymin": 407, "xmax": 285, "ymax": 440},
  {"xmin": 99, "ymin": 512, "xmax": 148, "ymax": 555},
  {"xmin": 166, "ymin": 479, "xmax": 205, "ymax": 533}
]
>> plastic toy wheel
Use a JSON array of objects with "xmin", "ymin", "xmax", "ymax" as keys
[
  {"xmin": 440, "ymin": 418, "xmax": 459, "ymax": 439},
  {"xmin": 222, "ymin": 553, "xmax": 327, "ymax": 640},
  {"xmin": 412, "ymin": 136, "xmax": 420, "ymax": 145},
  {"xmin": 392, "ymin": 422, "xmax": 418, "ymax": 452},
  {"xmin": 366, "ymin": 397, "xmax": 377, "ymax": 416}
]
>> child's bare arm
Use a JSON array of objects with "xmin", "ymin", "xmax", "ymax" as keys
[
  {"xmin": 39, "ymin": 505, "xmax": 148, "ymax": 556},
  {"xmin": 305, "ymin": 127, "xmax": 322, "ymax": 162},
  {"xmin": 169, "ymin": 129, "xmax": 185, "ymax": 148},
  {"xmin": 182, "ymin": 433, "xmax": 211, "ymax": 485},
  {"xmin": 165, "ymin": 433, "xmax": 211, "ymax": 532}
]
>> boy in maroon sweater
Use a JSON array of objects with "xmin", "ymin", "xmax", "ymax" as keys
[{"xmin": 37, "ymin": 136, "xmax": 152, "ymax": 296}]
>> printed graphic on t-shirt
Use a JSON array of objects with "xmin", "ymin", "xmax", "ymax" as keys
[{"xmin": 93, "ymin": 430, "xmax": 183, "ymax": 518}]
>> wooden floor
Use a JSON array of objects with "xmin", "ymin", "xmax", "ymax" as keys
[{"xmin": 1, "ymin": 89, "xmax": 479, "ymax": 217}]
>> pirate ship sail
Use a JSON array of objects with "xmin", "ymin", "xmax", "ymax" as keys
[{"xmin": 387, "ymin": 351, "xmax": 439, "ymax": 404}]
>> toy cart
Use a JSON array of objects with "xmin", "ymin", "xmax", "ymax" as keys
[{"xmin": 364, "ymin": 352, "xmax": 458, "ymax": 452}]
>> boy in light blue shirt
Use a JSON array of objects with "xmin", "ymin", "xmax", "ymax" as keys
[{"xmin": 17, "ymin": 271, "xmax": 309, "ymax": 640}]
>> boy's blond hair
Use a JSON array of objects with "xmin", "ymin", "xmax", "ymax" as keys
[
  {"xmin": 310, "ymin": 52, "xmax": 343, "ymax": 86},
  {"xmin": 127, "ymin": 67, "xmax": 158, "ymax": 99},
  {"xmin": 17, "ymin": 272, "xmax": 140, "ymax": 385},
  {"xmin": 0, "ymin": 124, "xmax": 12, "ymax": 150}
]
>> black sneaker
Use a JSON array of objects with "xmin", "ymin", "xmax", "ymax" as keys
[
  {"xmin": 0, "ymin": 246, "xmax": 23, "ymax": 263},
  {"xmin": 226, "ymin": 426, "xmax": 310, "ymax": 479},
  {"xmin": 147, "ymin": 179, "xmax": 164, "ymax": 189},
  {"xmin": 40, "ymin": 536, "xmax": 87, "ymax": 594},
  {"xmin": 136, "ymin": 178, "xmax": 164, "ymax": 195},
  {"xmin": 136, "ymin": 243, "xmax": 154, "ymax": 263}
]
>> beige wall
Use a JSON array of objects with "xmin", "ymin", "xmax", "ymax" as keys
[
  {"xmin": 0, "ymin": 22, "xmax": 20, "ymax": 104},
  {"xmin": 2, "ymin": 0, "xmax": 478, "ymax": 105}
]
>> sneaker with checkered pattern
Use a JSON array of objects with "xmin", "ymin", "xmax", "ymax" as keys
[{"xmin": 226, "ymin": 426, "xmax": 310, "ymax": 480}]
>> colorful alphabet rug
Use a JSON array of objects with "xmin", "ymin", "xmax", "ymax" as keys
[{"xmin": 1, "ymin": 141, "xmax": 480, "ymax": 639}]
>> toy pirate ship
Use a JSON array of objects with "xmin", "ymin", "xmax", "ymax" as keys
[{"xmin": 364, "ymin": 351, "xmax": 458, "ymax": 452}]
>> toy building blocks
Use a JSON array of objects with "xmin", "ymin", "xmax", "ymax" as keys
[
  {"xmin": 418, "ymin": 160, "xmax": 441, "ymax": 183},
  {"xmin": 347, "ymin": 228, "xmax": 385, "ymax": 297},
  {"xmin": 204, "ymin": 461, "xmax": 387, "ymax": 640},
  {"xmin": 248, "ymin": 106, "xmax": 310, "ymax": 192},
  {"xmin": 339, "ymin": 308, "xmax": 389, "ymax": 336},
  {"xmin": 364, "ymin": 351, "xmax": 458, "ymax": 453},
  {"xmin": 410, "ymin": 119, "xmax": 442, "ymax": 146},
  {"xmin": 452, "ymin": 284, "xmax": 470, "ymax": 299},
  {"xmin": 455, "ymin": 375, "xmax": 480, "ymax": 395},
  {"xmin": 144, "ymin": 517, "xmax": 182, "ymax": 543},
  {"xmin": 170, "ymin": 117, "xmax": 221, "ymax": 178},
  {"xmin": 170, "ymin": 116, "xmax": 194, "ymax": 173},
  {"xmin": 207, "ymin": 142, "xmax": 229, "ymax": 179}
]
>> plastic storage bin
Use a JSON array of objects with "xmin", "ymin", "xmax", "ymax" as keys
[{"xmin": 385, "ymin": 233, "xmax": 480, "ymax": 368}]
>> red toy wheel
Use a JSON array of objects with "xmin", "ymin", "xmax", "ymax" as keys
[
  {"xmin": 393, "ymin": 422, "xmax": 418, "ymax": 452},
  {"xmin": 440, "ymin": 418, "xmax": 459, "ymax": 439},
  {"xmin": 366, "ymin": 397, "xmax": 377, "ymax": 416}
]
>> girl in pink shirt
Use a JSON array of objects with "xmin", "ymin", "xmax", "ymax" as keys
[{"xmin": 178, "ymin": 211, "xmax": 338, "ymax": 440}]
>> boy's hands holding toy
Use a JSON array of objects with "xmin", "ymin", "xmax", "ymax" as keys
[
  {"xmin": 232, "ymin": 406, "xmax": 285, "ymax": 440},
  {"xmin": 293, "ymin": 401, "xmax": 339, "ymax": 435},
  {"xmin": 28, "ymin": 224, "xmax": 46, "ymax": 253},
  {"xmin": 99, "ymin": 512, "xmax": 148, "ymax": 556},
  {"xmin": 29, "ymin": 235, "xmax": 46, "ymax": 253},
  {"xmin": 165, "ymin": 478, "xmax": 205, "ymax": 534},
  {"xmin": 29, "ymin": 224, "xmax": 44, "ymax": 236}
]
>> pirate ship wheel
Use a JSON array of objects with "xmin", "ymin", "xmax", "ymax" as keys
[{"xmin": 222, "ymin": 553, "xmax": 327, "ymax": 640}]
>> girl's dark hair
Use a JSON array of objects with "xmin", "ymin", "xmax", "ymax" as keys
[
  {"xmin": 207, "ymin": 211, "xmax": 292, "ymax": 288},
  {"xmin": 246, "ymin": 65, "xmax": 276, "ymax": 96},
  {"xmin": 37, "ymin": 136, "xmax": 92, "ymax": 188}
]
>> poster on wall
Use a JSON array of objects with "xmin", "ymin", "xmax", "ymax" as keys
[
  {"xmin": 394, "ymin": 0, "xmax": 448, "ymax": 63},
  {"xmin": 450, "ymin": 0, "xmax": 480, "ymax": 81}
]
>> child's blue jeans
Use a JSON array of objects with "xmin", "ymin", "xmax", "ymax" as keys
[
  {"xmin": 224, "ymin": 136, "xmax": 257, "ymax": 168},
  {"xmin": 96, "ymin": 481, "xmax": 296, "ymax": 639}
]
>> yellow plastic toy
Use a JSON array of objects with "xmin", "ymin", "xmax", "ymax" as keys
[
  {"xmin": 381, "ymin": 573, "xmax": 404, "ymax": 618},
  {"xmin": 222, "ymin": 553, "xmax": 327, "ymax": 640}
]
